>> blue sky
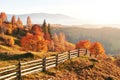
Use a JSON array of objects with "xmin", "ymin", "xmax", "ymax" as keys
[{"xmin": 1, "ymin": 0, "xmax": 120, "ymax": 24}]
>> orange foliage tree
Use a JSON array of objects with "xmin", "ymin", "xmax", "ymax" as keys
[
  {"xmin": 89, "ymin": 42, "xmax": 105, "ymax": 57},
  {"xmin": 0, "ymin": 19, "xmax": 3, "ymax": 35},
  {"xmin": 0, "ymin": 18, "xmax": 2, "ymax": 27},
  {"xmin": 31, "ymin": 24, "xmax": 43, "ymax": 35},
  {"xmin": 76, "ymin": 40, "xmax": 91, "ymax": 49},
  {"xmin": 0, "ymin": 12, "xmax": 7, "ymax": 21},
  {"xmin": 20, "ymin": 33, "xmax": 48, "ymax": 52},
  {"xmin": 21, "ymin": 24, "xmax": 48, "ymax": 52}
]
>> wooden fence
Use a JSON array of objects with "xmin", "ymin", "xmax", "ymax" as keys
[{"xmin": 0, "ymin": 49, "xmax": 87, "ymax": 80}]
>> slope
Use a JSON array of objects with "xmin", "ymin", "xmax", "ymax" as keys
[{"xmin": 22, "ymin": 56, "xmax": 120, "ymax": 80}]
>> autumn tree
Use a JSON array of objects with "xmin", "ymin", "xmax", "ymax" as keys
[
  {"xmin": 31, "ymin": 24, "xmax": 43, "ymax": 35},
  {"xmin": 52, "ymin": 32, "xmax": 75, "ymax": 52},
  {"xmin": 0, "ymin": 19, "xmax": 3, "ymax": 33},
  {"xmin": 53, "ymin": 33, "xmax": 60, "ymax": 51},
  {"xmin": 11, "ymin": 15, "xmax": 16, "ymax": 25},
  {"xmin": 0, "ymin": 12, "xmax": 7, "ymax": 21},
  {"xmin": 76, "ymin": 40, "xmax": 91, "ymax": 49},
  {"xmin": 3, "ymin": 22, "xmax": 12, "ymax": 35},
  {"xmin": 59, "ymin": 32, "xmax": 65, "ymax": 50},
  {"xmin": 89, "ymin": 42, "xmax": 105, "ymax": 57},
  {"xmin": 26, "ymin": 16, "xmax": 32, "ymax": 29},
  {"xmin": 48, "ymin": 40, "xmax": 55, "ymax": 51},
  {"xmin": 16, "ymin": 17, "xmax": 23, "ymax": 29},
  {"xmin": 44, "ymin": 33, "xmax": 51, "ymax": 41},
  {"xmin": 20, "ymin": 33, "xmax": 48, "ymax": 52},
  {"xmin": 0, "ymin": 13, "xmax": 6, "ymax": 37},
  {"xmin": 0, "ymin": 18, "xmax": 2, "ymax": 27},
  {"xmin": 21, "ymin": 24, "xmax": 48, "ymax": 52},
  {"xmin": 64, "ymin": 38, "xmax": 75, "ymax": 51},
  {"xmin": 4, "ymin": 37, "xmax": 14, "ymax": 46},
  {"xmin": 0, "ymin": 19, "xmax": 4, "ymax": 37}
]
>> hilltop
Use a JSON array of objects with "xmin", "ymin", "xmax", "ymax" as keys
[{"xmin": 22, "ymin": 56, "xmax": 120, "ymax": 80}]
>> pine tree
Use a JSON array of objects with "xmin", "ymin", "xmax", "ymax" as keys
[
  {"xmin": 42, "ymin": 19, "xmax": 48, "ymax": 33},
  {"xmin": 48, "ymin": 24, "xmax": 52, "ymax": 39}
]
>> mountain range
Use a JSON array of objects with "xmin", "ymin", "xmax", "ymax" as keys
[{"xmin": 7, "ymin": 13, "xmax": 83, "ymax": 25}]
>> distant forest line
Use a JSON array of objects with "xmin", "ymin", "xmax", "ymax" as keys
[{"xmin": 51, "ymin": 26, "xmax": 120, "ymax": 55}]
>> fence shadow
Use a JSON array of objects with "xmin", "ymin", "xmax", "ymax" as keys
[{"xmin": 0, "ymin": 52, "xmax": 34, "ymax": 60}]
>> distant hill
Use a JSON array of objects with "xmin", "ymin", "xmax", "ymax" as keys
[
  {"xmin": 51, "ymin": 26, "xmax": 120, "ymax": 55},
  {"xmin": 7, "ymin": 13, "xmax": 83, "ymax": 25}
]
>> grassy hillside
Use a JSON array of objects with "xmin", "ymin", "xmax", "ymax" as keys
[
  {"xmin": 22, "ymin": 56, "xmax": 120, "ymax": 80},
  {"xmin": 51, "ymin": 26, "xmax": 120, "ymax": 54},
  {"xmin": 0, "ymin": 34, "xmax": 21, "ymax": 52},
  {"xmin": 0, "ymin": 51, "xmax": 58, "ymax": 67}
]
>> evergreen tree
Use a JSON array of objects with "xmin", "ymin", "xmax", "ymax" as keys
[
  {"xmin": 48, "ymin": 24, "xmax": 52, "ymax": 39},
  {"xmin": 42, "ymin": 19, "xmax": 48, "ymax": 33}
]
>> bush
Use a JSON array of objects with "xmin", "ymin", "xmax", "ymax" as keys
[{"xmin": 4, "ymin": 37, "xmax": 14, "ymax": 46}]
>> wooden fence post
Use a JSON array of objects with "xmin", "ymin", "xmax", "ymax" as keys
[
  {"xmin": 68, "ymin": 50, "xmax": 71, "ymax": 59},
  {"xmin": 42, "ymin": 57, "xmax": 46, "ymax": 72},
  {"xmin": 78, "ymin": 48, "xmax": 80, "ymax": 57},
  {"xmin": 18, "ymin": 60, "xmax": 22, "ymax": 80},
  {"xmin": 56, "ymin": 54, "xmax": 58, "ymax": 66}
]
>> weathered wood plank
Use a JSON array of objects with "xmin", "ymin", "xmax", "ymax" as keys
[
  {"xmin": 0, "ymin": 72, "xmax": 17, "ymax": 79},
  {"xmin": 21, "ymin": 59, "xmax": 42, "ymax": 65},
  {"xmin": 21, "ymin": 65, "xmax": 42, "ymax": 73}
]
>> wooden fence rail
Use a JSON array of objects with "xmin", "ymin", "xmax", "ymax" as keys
[{"xmin": 0, "ymin": 48, "xmax": 86, "ymax": 80}]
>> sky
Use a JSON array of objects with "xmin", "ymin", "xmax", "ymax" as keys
[{"xmin": 1, "ymin": 0, "xmax": 120, "ymax": 24}]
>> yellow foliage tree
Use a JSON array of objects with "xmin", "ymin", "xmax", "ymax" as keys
[
  {"xmin": 16, "ymin": 17, "xmax": 23, "ymax": 29},
  {"xmin": 3, "ymin": 23, "xmax": 12, "ymax": 34},
  {"xmin": 4, "ymin": 37, "xmax": 14, "ymax": 46}
]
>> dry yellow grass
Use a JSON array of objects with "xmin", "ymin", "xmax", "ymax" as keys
[
  {"xmin": 22, "ymin": 56, "xmax": 120, "ymax": 80},
  {"xmin": 0, "ymin": 51, "xmax": 59, "ymax": 67}
]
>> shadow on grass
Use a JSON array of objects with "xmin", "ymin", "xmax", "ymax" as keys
[
  {"xmin": 45, "ymin": 71, "xmax": 56, "ymax": 76},
  {"xmin": 0, "ymin": 52, "xmax": 34, "ymax": 60}
]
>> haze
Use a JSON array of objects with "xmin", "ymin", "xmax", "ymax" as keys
[{"xmin": 1, "ymin": 0, "xmax": 120, "ymax": 24}]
